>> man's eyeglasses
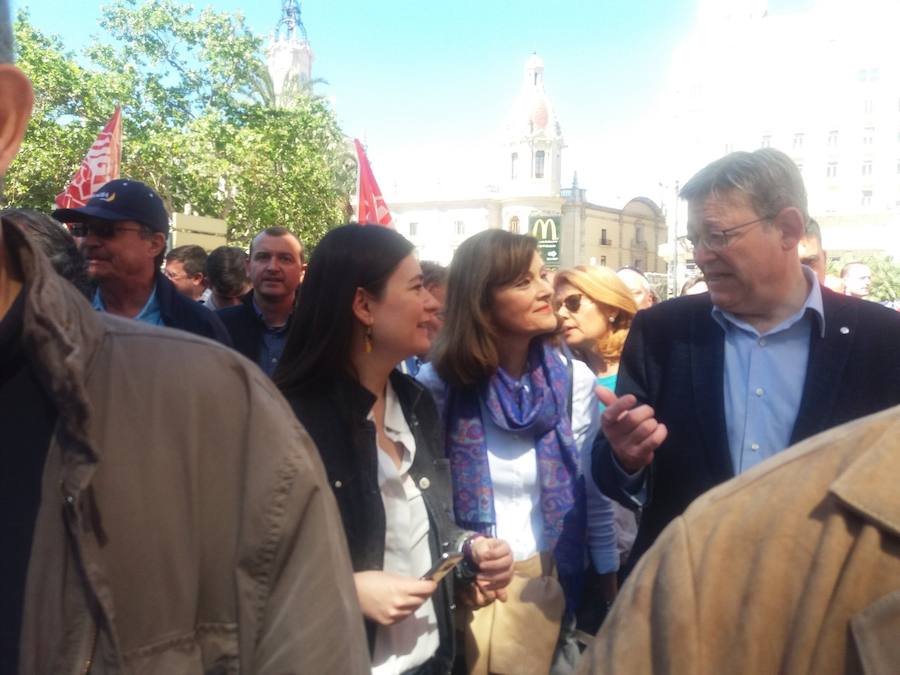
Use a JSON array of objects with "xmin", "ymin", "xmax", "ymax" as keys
[
  {"xmin": 686, "ymin": 215, "xmax": 771, "ymax": 251},
  {"xmin": 68, "ymin": 222, "xmax": 146, "ymax": 239},
  {"xmin": 164, "ymin": 269, "xmax": 189, "ymax": 281},
  {"xmin": 559, "ymin": 293, "xmax": 583, "ymax": 313}
]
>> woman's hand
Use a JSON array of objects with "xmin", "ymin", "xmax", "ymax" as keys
[
  {"xmin": 456, "ymin": 581, "xmax": 500, "ymax": 609},
  {"xmin": 353, "ymin": 571, "xmax": 437, "ymax": 626},
  {"xmin": 470, "ymin": 537, "xmax": 514, "ymax": 601}
]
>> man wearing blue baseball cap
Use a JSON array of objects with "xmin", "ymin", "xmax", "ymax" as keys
[{"xmin": 53, "ymin": 179, "xmax": 231, "ymax": 344}]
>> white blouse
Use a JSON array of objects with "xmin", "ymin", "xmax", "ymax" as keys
[
  {"xmin": 481, "ymin": 357, "xmax": 601, "ymax": 560},
  {"xmin": 371, "ymin": 381, "xmax": 439, "ymax": 675}
]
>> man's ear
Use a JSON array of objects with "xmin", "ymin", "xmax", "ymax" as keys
[
  {"xmin": 351, "ymin": 287, "xmax": 374, "ymax": 327},
  {"xmin": 0, "ymin": 65, "xmax": 34, "ymax": 176},
  {"xmin": 775, "ymin": 207, "xmax": 805, "ymax": 249},
  {"xmin": 149, "ymin": 232, "xmax": 167, "ymax": 258}
]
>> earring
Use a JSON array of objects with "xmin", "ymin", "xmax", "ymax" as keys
[
  {"xmin": 364, "ymin": 326, "xmax": 374, "ymax": 353},
  {"xmin": 609, "ymin": 315, "xmax": 617, "ymax": 323}
]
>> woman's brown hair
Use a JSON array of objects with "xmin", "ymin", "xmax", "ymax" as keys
[{"xmin": 430, "ymin": 229, "xmax": 538, "ymax": 387}]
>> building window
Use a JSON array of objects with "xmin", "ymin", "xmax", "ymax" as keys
[
  {"xmin": 862, "ymin": 160, "xmax": 873, "ymax": 176},
  {"xmin": 509, "ymin": 215, "xmax": 520, "ymax": 233},
  {"xmin": 861, "ymin": 190, "xmax": 873, "ymax": 207},
  {"xmin": 635, "ymin": 223, "xmax": 644, "ymax": 243},
  {"xmin": 864, "ymin": 99, "xmax": 874, "ymax": 115},
  {"xmin": 600, "ymin": 255, "xmax": 607, "ymax": 266},
  {"xmin": 511, "ymin": 153, "xmax": 518, "ymax": 180},
  {"xmin": 793, "ymin": 133, "xmax": 804, "ymax": 149},
  {"xmin": 454, "ymin": 220, "xmax": 465, "ymax": 236},
  {"xmin": 409, "ymin": 221, "xmax": 418, "ymax": 237},
  {"xmin": 534, "ymin": 150, "xmax": 545, "ymax": 179},
  {"xmin": 826, "ymin": 162, "xmax": 838, "ymax": 178},
  {"xmin": 896, "ymin": 160, "xmax": 900, "ymax": 175},
  {"xmin": 601, "ymin": 228, "xmax": 609, "ymax": 245},
  {"xmin": 828, "ymin": 130, "xmax": 838, "ymax": 146},
  {"xmin": 633, "ymin": 259, "xmax": 642, "ymax": 271},
  {"xmin": 761, "ymin": 134, "xmax": 771, "ymax": 148},
  {"xmin": 864, "ymin": 127, "xmax": 875, "ymax": 144}
]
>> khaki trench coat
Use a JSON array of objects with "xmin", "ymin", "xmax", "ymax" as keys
[
  {"xmin": 6, "ymin": 221, "xmax": 369, "ymax": 674},
  {"xmin": 578, "ymin": 404, "xmax": 900, "ymax": 675}
]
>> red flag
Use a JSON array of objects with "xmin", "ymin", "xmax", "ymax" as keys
[
  {"xmin": 354, "ymin": 138, "xmax": 393, "ymax": 227},
  {"xmin": 55, "ymin": 107, "xmax": 122, "ymax": 209}
]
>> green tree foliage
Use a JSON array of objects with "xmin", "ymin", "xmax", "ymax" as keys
[
  {"xmin": 5, "ymin": 0, "xmax": 354, "ymax": 248},
  {"xmin": 863, "ymin": 256, "xmax": 900, "ymax": 303}
]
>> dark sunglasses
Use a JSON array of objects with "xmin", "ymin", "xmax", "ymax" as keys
[
  {"xmin": 559, "ymin": 293, "xmax": 583, "ymax": 313},
  {"xmin": 68, "ymin": 222, "xmax": 146, "ymax": 239}
]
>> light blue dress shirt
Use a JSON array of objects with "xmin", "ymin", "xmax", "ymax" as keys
[
  {"xmin": 92, "ymin": 286, "xmax": 162, "ymax": 326},
  {"xmin": 251, "ymin": 298, "xmax": 290, "ymax": 377},
  {"xmin": 612, "ymin": 266, "xmax": 825, "ymax": 502},
  {"xmin": 712, "ymin": 266, "xmax": 825, "ymax": 474}
]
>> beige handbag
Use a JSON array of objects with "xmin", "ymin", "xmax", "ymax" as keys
[{"xmin": 461, "ymin": 552, "xmax": 565, "ymax": 675}]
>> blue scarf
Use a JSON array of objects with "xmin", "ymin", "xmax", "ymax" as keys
[{"xmin": 445, "ymin": 340, "xmax": 585, "ymax": 612}]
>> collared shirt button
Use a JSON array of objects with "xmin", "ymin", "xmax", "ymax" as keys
[
  {"xmin": 755, "ymin": 387, "xmax": 765, "ymax": 397},
  {"xmin": 750, "ymin": 443, "xmax": 760, "ymax": 451},
  {"xmin": 333, "ymin": 480, "xmax": 342, "ymax": 488},
  {"xmin": 758, "ymin": 338, "xmax": 767, "ymax": 346},
  {"xmin": 418, "ymin": 477, "xmax": 431, "ymax": 490}
]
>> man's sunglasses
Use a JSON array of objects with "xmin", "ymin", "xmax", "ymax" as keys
[
  {"xmin": 558, "ymin": 293, "xmax": 583, "ymax": 313},
  {"xmin": 68, "ymin": 222, "xmax": 146, "ymax": 239}
]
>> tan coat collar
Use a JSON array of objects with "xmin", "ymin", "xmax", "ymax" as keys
[{"xmin": 830, "ymin": 406, "xmax": 900, "ymax": 540}]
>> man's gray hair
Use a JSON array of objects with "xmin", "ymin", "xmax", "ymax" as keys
[
  {"xmin": 0, "ymin": 0, "xmax": 13, "ymax": 66},
  {"xmin": 679, "ymin": 148, "xmax": 809, "ymax": 224}
]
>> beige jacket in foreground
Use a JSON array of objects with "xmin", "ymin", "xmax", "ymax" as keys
[
  {"xmin": 8, "ymin": 221, "xmax": 369, "ymax": 675},
  {"xmin": 578, "ymin": 404, "xmax": 900, "ymax": 675}
]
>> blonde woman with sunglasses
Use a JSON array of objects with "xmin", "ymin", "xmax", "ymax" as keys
[{"xmin": 553, "ymin": 265, "xmax": 638, "ymax": 632}]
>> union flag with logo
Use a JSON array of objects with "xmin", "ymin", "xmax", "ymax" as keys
[
  {"xmin": 354, "ymin": 138, "xmax": 393, "ymax": 228},
  {"xmin": 55, "ymin": 107, "xmax": 122, "ymax": 209}
]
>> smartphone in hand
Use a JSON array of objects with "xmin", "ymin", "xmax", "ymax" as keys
[{"xmin": 421, "ymin": 552, "xmax": 463, "ymax": 582}]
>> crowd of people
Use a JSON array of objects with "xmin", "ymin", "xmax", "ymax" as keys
[{"xmin": 3, "ymin": 4, "xmax": 900, "ymax": 674}]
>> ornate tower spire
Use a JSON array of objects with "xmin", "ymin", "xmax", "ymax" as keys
[
  {"xmin": 500, "ymin": 53, "xmax": 565, "ymax": 197},
  {"xmin": 267, "ymin": 0, "xmax": 314, "ymax": 107},
  {"xmin": 275, "ymin": 0, "xmax": 308, "ymax": 42}
]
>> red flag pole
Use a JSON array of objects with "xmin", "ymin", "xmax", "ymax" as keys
[
  {"xmin": 55, "ymin": 107, "xmax": 123, "ymax": 209},
  {"xmin": 354, "ymin": 138, "xmax": 394, "ymax": 228}
]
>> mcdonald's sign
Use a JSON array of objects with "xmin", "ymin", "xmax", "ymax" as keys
[{"xmin": 529, "ymin": 215, "xmax": 561, "ymax": 268}]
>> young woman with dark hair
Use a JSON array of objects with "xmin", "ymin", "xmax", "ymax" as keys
[
  {"xmin": 276, "ymin": 224, "xmax": 513, "ymax": 675},
  {"xmin": 417, "ymin": 229, "xmax": 607, "ymax": 674}
]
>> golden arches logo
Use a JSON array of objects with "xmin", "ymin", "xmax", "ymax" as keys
[{"xmin": 531, "ymin": 217, "xmax": 558, "ymax": 241}]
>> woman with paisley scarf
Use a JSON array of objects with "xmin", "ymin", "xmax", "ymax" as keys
[{"xmin": 417, "ymin": 230, "xmax": 608, "ymax": 675}]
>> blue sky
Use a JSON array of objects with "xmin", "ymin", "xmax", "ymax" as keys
[{"xmin": 19, "ymin": 0, "xmax": 818, "ymax": 206}]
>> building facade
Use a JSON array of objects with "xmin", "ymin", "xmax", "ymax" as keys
[
  {"xmin": 662, "ymin": 0, "xmax": 900, "ymax": 263},
  {"xmin": 391, "ymin": 55, "xmax": 667, "ymax": 271}
]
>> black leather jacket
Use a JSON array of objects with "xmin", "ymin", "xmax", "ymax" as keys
[{"xmin": 286, "ymin": 369, "xmax": 466, "ymax": 672}]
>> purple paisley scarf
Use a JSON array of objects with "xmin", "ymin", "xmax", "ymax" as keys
[{"xmin": 445, "ymin": 340, "xmax": 585, "ymax": 611}]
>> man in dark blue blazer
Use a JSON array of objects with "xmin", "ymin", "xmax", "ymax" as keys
[
  {"xmin": 217, "ymin": 227, "xmax": 303, "ymax": 376},
  {"xmin": 593, "ymin": 149, "xmax": 900, "ymax": 572}
]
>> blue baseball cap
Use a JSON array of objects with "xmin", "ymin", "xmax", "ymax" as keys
[{"xmin": 53, "ymin": 179, "xmax": 169, "ymax": 235}]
